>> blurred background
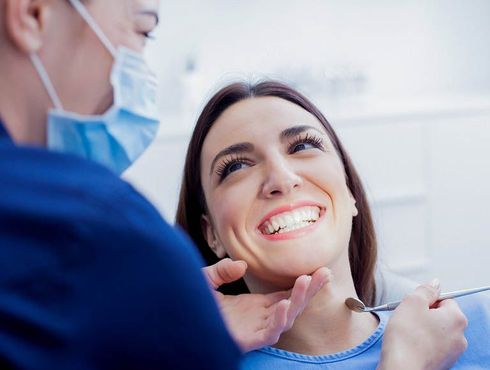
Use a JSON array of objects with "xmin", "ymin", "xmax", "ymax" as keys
[{"xmin": 124, "ymin": 0, "xmax": 490, "ymax": 291}]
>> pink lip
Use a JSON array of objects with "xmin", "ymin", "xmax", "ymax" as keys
[{"xmin": 257, "ymin": 201, "xmax": 326, "ymax": 241}]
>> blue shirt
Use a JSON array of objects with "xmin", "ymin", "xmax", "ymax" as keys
[
  {"xmin": 0, "ymin": 120, "xmax": 241, "ymax": 369},
  {"xmin": 241, "ymin": 294, "xmax": 490, "ymax": 369}
]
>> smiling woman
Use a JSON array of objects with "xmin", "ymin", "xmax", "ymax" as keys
[
  {"xmin": 176, "ymin": 81, "xmax": 377, "ymax": 304},
  {"xmin": 175, "ymin": 80, "xmax": 490, "ymax": 369}
]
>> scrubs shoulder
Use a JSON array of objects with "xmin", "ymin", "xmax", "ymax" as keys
[{"xmin": 0, "ymin": 121, "xmax": 241, "ymax": 370}]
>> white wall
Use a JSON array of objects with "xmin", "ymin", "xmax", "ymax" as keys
[
  {"xmin": 332, "ymin": 100, "xmax": 490, "ymax": 289},
  {"xmin": 148, "ymin": 0, "xmax": 490, "ymax": 110},
  {"xmin": 124, "ymin": 99, "xmax": 490, "ymax": 291},
  {"xmin": 126, "ymin": 1, "xmax": 490, "ymax": 292}
]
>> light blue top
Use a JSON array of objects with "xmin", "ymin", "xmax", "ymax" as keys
[{"xmin": 241, "ymin": 293, "xmax": 490, "ymax": 369}]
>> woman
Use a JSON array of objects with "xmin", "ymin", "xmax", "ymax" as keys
[{"xmin": 176, "ymin": 81, "xmax": 489, "ymax": 368}]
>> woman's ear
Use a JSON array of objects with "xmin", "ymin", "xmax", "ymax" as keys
[
  {"xmin": 4, "ymin": 0, "xmax": 48, "ymax": 53},
  {"xmin": 348, "ymin": 191, "xmax": 359, "ymax": 217},
  {"xmin": 201, "ymin": 215, "xmax": 226, "ymax": 258},
  {"xmin": 351, "ymin": 197, "xmax": 359, "ymax": 217}
]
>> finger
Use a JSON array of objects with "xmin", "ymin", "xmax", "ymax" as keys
[
  {"xmin": 257, "ymin": 299, "xmax": 290, "ymax": 348},
  {"xmin": 405, "ymin": 278, "xmax": 441, "ymax": 308},
  {"xmin": 305, "ymin": 267, "xmax": 332, "ymax": 301},
  {"xmin": 202, "ymin": 258, "xmax": 248, "ymax": 290},
  {"xmin": 262, "ymin": 268, "xmax": 331, "ymax": 307},
  {"xmin": 284, "ymin": 275, "xmax": 311, "ymax": 329},
  {"xmin": 437, "ymin": 298, "xmax": 461, "ymax": 314},
  {"xmin": 263, "ymin": 291, "xmax": 291, "ymax": 307},
  {"xmin": 438, "ymin": 297, "xmax": 459, "ymax": 309},
  {"xmin": 434, "ymin": 299, "xmax": 469, "ymax": 332}
]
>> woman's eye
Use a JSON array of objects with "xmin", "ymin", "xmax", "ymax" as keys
[
  {"xmin": 228, "ymin": 162, "xmax": 245, "ymax": 173},
  {"xmin": 217, "ymin": 160, "xmax": 251, "ymax": 181},
  {"xmin": 292, "ymin": 142, "xmax": 316, "ymax": 153},
  {"xmin": 289, "ymin": 134, "xmax": 325, "ymax": 154}
]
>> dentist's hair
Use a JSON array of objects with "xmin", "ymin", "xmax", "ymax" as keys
[{"xmin": 176, "ymin": 80, "xmax": 377, "ymax": 305}]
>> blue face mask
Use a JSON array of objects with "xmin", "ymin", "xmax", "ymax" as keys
[{"xmin": 30, "ymin": 0, "xmax": 160, "ymax": 175}]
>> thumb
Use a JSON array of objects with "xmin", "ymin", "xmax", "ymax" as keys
[
  {"xmin": 410, "ymin": 278, "xmax": 441, "ymax": 307},
  {"xmin": 202, "ymin": 258, "xmax": 248, "ymax": 290}
]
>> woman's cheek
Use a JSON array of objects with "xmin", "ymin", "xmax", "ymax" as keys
[{"xmin": 213, "ymin": 186, "xmax": 249, "ymax": 233}]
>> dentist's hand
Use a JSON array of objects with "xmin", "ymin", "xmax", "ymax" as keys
[
  {"xmin": 378, "ymin": 280, "xmax": 468, "ymax": 370},
  {"xmin": 202, "ymin": 258, "xmax": 331, "ymax": 353}
]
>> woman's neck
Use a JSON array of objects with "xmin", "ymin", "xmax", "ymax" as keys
[{"xmin": 253, "ymin": 255, "xmax": 379, "ymax": 355}]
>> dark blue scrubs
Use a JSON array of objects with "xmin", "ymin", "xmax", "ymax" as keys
[{"xmin": 0, "ymin": 120, "xmax": 241, "ymax": 369}]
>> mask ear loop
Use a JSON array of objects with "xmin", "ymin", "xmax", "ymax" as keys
[
  {"xmin": 67, "ymin": 0, "xmax": 118, "ymax": 58},
  {"xmin": 30, "ymin": 53, "xmax": 64, "ymax": 111}
]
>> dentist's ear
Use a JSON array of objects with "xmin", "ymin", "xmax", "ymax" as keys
[
  {"xmin": 201, "ymin": 215, "xmax": 227, "ymax": 258},
  {"xmin": 4, "ymin": 0, "xmax": 47, "ymax": 53}
]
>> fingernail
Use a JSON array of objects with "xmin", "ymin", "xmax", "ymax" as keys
[
  {"xmin": 321, "ymin": 274, "xmax": 330, "ymax": 285},
  {"xmin": 430, "ymin": 278, "xmax": 440, "ymax": 289}
]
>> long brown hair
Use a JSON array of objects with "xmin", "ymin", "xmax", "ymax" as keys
[{"xmin": 176, "ymin": 81, "xmax": 377, "ymax": 305}]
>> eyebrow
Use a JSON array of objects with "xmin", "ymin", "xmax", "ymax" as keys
[
  {"xmin": 210, "ymin": 142, "xmax": 254, "ymax": 176},
  {"xmin": 138, "ymin": 10, "xmax": 160, "ymax": 26},
  {"xmin": 280, "ymin": 125, "xmax": 325, "ymax": 140}
]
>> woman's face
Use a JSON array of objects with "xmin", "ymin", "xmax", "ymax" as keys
[{"xmin": 200, "ymin": 97, "xmax": 358, "ymax": 290}]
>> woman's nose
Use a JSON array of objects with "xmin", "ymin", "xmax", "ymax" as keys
[{"xmin": 261, "ymin": 160, "xmax": 303, "ymax": 198}]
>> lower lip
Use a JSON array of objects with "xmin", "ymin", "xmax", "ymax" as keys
[{"xmin": 259, "ymin": 210, "xmax": 326, "ymax": 241}]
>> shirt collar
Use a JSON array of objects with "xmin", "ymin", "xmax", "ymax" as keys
[{"xmin": 0, "ymin": 119, "xmax": 14, "ymax": 145}]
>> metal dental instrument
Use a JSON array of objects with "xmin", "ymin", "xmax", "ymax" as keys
[{"xmin": 345, "ymin": 286, "xmax": 490, "ymax": 313}]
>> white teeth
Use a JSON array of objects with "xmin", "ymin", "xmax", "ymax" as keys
[
  {"xmin": 260, "ymin": 206, "xmax": 322, "ymax": 235},
  {"xmin": 293, "ymin": 212, "xmax": 301, "ymax": 223},
  {"xmin": 304, "ymin": 209, "xmax": 310, "ymax": 220},
  {"xmin": 277, "ymin": 216, "xmax": 286, "ymax": 227}
]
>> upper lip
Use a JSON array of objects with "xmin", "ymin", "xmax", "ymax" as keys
[{"xmin": 257, "ymin": 201, "xmax": 326, "ymax": 229}]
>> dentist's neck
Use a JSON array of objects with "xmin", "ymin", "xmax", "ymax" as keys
[{"xmin": 0, "ymin": 52, "xmax": 50, "ymax": 146}]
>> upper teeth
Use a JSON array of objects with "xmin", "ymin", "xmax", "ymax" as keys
[{"xmin": 261, "ymin": 206, "xmax": 321, "ymax": 235}]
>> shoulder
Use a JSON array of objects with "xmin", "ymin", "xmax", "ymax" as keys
[
  {"xmin": 453, "ymin": 293, "xmax": 490, "ymax": 368},
  {"xmin": 0, "ymin": 143, "xmax": 202, "ymax": 276},
  {"xmin": 0, "ymin": 143, "xmax": 162, "ymax": 232},
  {"xmin": 0, "ymin": 144, "xmax": 242, "ymax": 368}
]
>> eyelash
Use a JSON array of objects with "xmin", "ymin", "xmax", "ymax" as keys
[
  {"xmin": 215, "ymin": 133, "xmax": 325, "ymax": 181},
  {"xmin": 141, "ymin": 31, "xmax": 156, "ymax": 40},
  {"xmin": 215, "ymin": 155, "xmax": 251, "ymax": 181},
  {"xmin": 287, "ymin": 133, "xmax": 325, "ymax": 153}
]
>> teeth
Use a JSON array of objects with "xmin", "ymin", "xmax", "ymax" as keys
[
  {"xmin": 293, "ymin": 212, "xmax": 301, "ymax": 223},
  {"xmin": 260, "ymin": 206, "xmax": 322, "ymax": 235}
]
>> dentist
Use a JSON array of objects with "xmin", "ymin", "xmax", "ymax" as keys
[
  {"xmin": 0, "ymin": 1, "xmax": 467, "ymax": 369},
  {"xmin": 0, "ymin": 0, "xmax": 242, "ymax": 369}
]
